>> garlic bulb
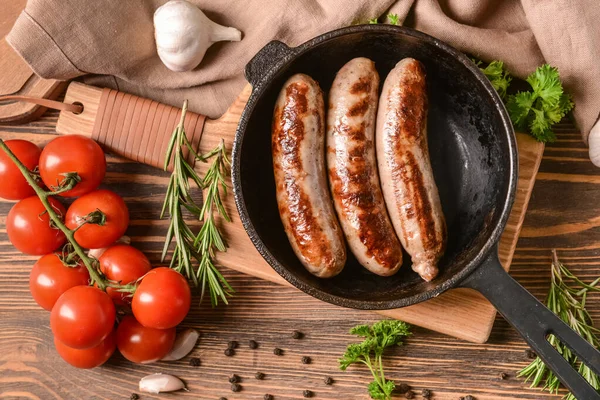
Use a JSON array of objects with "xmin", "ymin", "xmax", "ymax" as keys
[{"xmin": 154, "ymin": 0, "xmax": 242, "ymax": 72}]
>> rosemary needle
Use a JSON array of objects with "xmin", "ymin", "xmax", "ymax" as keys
[
  {"xmin": 161, "ymin": 100, "xmax": 233, "ymax": 306},
  {"xmin": 518, "ymin": 250, "xmax": 600, "ymax": 398}
]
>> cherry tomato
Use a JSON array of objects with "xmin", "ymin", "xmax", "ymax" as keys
[
  {"xmin": 39, "ymin": 135, "xmax": 106, "ymax": 197},
  {"xmin": 6, "ymin": 196, "xmax": 67, "ymax": 255},
  {"xmin": 65, "ymin": 190, "xmax": 129, "ymax": 249},
  {"xmin": 132, "ymin": 268, "xmax": 191, "ymax": 329},
  {"xmin": 29, "ymin": 254, "xmax": 90, "ymax": 311},
  {"xmin": 99, "ymin": 244, "xmax": 151, "ymax": 304},
  {"xmin": 0, "ymin": 139, "xmax": 41, "ymax": 200},
  {"xmin": 54, "ymin": 330, "xmax": 116, "ymax": 369},
  {"xmin": 116, "ymin": 316, "xmax": 175, "ymax": 364},
  {"xmin": 51, "ymin": 286, "xmax": 116, "ymax": 349}
]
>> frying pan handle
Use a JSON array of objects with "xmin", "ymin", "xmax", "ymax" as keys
[
  {"xmin": 460, "ymin": 251, "xmax": 600, "ymax": 399},
  {"xmin": 245, "ymin": 40, "xmax": 295, "ymax": 87}
]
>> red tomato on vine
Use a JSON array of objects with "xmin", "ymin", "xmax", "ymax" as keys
[
  {"xmin": 39, "ymin": 135, "xmax": 106, "ymax": 197},
  {"xmin": 0, "ymin": 139, "xmax": 41, "ymax": 200},
  {"xmin": 29, "ymin": 254, "xmax": 90, "ymax": 311},
  {"xmin": 6, "ymin": 196, "xmax": 67, "ymax": 255}
]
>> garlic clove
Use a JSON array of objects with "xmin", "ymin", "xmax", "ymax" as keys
[
  {"xmin": 139, "ymin": 373, "xmax": 186, "ymax": 394},
  {"xmin": 153, "ymin": 0, "xmax": 242, "ymax": 72},
  {"xmin": 589, "ymin": 120, "xmax": 600, "ymax": 167},
  {"xmin": 87, "ymin": 236, "xmax": 131, "ymax": 259},
  {"xmin": 207, "ymin": 19, "xmax": 242, "ymax": 43},
  {"xmin": 162, "ymin": 328, "xmax": 200, "ymax": 361}
]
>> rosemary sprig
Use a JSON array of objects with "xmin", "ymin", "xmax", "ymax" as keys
[
  {"xmin": 161, "ymin": 100, "xmax": 233, "ymax": 306},
  {"xmin": 518, "ymin": 250, "xmax": 600, "ymax": 398}
]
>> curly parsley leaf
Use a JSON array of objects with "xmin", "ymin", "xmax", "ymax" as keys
[
  {"xmin": 529, "ymin": 107, "xmax": 555, "ymax": 143},
  {"xmin": 368, "ymin": 17, "xmax": 379, "ymax": 24},
  {"xmin": 506, "ymin": 91, "xmax": 535, "ymax": 129},
  {"xmin": 387, "ymin": 13, "xmax": 400, "ymax": 25},
  {"xmin": 350, "ymin": 324, "xmax": 372, "ymax": 337},
  {"xmin": 527, "ymin": 64, "xmax": 563, "ymax": 106},
  {"xmin": 368, "ymin": 381, "xmax": 386, "ymax": 400},
  {"xmin": 505, "ymin": 64, "xmax": 574, "ymax": 143},
  {"xmin": 368, "ymin": 380, "xmax": 396, "ymax": 400},
  {"xmin": 339, "ymin": 320, "xmax": 411, "ymax": 400},
  {"xmin": 478, "ymin": 60, "xmax": 512, "ymax": 100}
]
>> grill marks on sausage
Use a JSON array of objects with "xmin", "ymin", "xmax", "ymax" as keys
[
  {"xmin": 329, "ymin": 123, "xmax": 401, "ymax": 270},
  {"xmin": 393, "ymin": 61, "xmax": 427, "ymax": 141},
  {"xmin": 348, "ymin": 97, "xmax": 370, "ymax": 116},
  {"xmin": 386, "ymin": 60, "xmax": 444, "ymax": 257},
  {"xmin": 350, "ymin": 77, "xmax": 372, "ymax": 95},
  {"xmin": 395, "ymin": 151, "xmax": 442, "ymax": 254},
  {"xmin": 286, "ymin": 83, "xmax": 309, "ymax": 113},
  {"xmin": 272, "ymin": 82, "xmax": 336, "ymax": 269}
]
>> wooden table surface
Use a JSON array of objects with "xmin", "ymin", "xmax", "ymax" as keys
[{"xmin": 1, "ymin": 107, "xmax": 597, "ymax": 400}]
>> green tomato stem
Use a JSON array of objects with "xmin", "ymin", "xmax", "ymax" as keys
[{"xmin": 0, "ymin": 139, "xmax": 107, "ymax": 290}]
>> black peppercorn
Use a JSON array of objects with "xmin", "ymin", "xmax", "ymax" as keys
[
  {"xmin": 255, "ymin": 372, "xmax": 265, "ymax": 380},
  {"xmin": 264, "ymin": 395, "xmax": 273, "ymax": 400},
  {"xmin": 324, "ymin": 376, "xmax": 333, "ymax": 385},
  {"xmin": 397, "ymin": 383, "xmax": 411, "ymax": 394},
  {"xmin": 301, "ymin": 356, "xmax": 311, "ymax": 364},
  {"xmin": 464, "ymin": 396, "xmax": 476, "ymax": 400},
  {"xmin": 224, "ymin": 348, "xmax": 235, "ymax": 357},
  {"xmin": 273, "ymin": 347, "xmax": 283, "ymax": 356},
  {"xmin": 292, "ymin": 330, "xmax": 304, "ymax": 339},
  {"xmin": 228, "ymin": 340, "xmax": 238, "ymax": 349},
  {"xmin": 229, "ymin": 374, "xmax": 240, "ymax": 383},
  {"xmin": 525, "ymin": 349, "xmax": 536, "ymax": 359},
  {"xmin": 219, "ymin": 398, "xmax": 227, "ymax": 400},
  {"xmin": 302, "ymin": 390, "xmax": 313, "ymax": 398},
  {"xmin": 129, "ymin": 394, "xmax": 139, "ymax": 400},
  {"xmin": 231, "ymin": 383, "xmax": 241, "ymax": 392},
  {"xmin": 249, "ymin": 340, "xmax": 258, "ymax": 349},
  {"xmin": 499, "ymin": 372, "xmax": 508, "ymax": 380},
  {"xmin": 405, "ymin": 390, "xmax": 415, "ymax": 399},
  {"xmin": 422, "ymin": 388, "xmax": 432, "ymax": 399},
  {"xmin": 189, "ymin": 357, "xmax": 201, "ymax": 367}
]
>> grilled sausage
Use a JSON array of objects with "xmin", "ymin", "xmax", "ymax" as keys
[
  {"xmin": 327, "ymin": 58, "xmax": 403, "ymax": 276},
  {"xmin": 376, "ymin": 58, "xmax": 446, "ymax": 282},
  {"xmin": 272, "ymin": 73, "xmax": 347, "ymax": 278}
]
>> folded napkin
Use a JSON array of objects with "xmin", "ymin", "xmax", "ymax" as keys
[{"xmin": 7, "ymin": 0, "xmax": 600, "ymax": 158}]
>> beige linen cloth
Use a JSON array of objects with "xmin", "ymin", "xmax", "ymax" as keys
[{"xmin": 6, "ymin": 0, "xmax": 600, "ymax": 160}]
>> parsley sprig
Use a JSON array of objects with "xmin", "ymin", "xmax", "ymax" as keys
[
  {"xmin": 387, "ymin": 14, "xmax": 400, "ymax": 25},
  {"xmin": 475, "ymin": 60, "xmax": 512, "ymax": 100},
  {"xmin": 476, "ymin": 61, "xmax": 574, "ymax": 143},
  {"xmin": 339, "ymin": 320, "xmax": 411, "ymax": 400},
  {"xmin": 507, "ymin": 65, "xmax": 574, "ymax": 143},
  {"xmin": 518, "ymin": 250, "xmax": 600, "ymax": 399}
]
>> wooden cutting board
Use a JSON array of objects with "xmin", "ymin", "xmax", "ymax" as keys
[
  {"xmin": 0, "ymin": 2, "xmax": 65, "ymax": 123},
  {"xmin": 56, "ymin": 81, "xmax": 544, "ymax": 344}
]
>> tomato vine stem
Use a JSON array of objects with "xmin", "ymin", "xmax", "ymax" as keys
[{"xmin": 0, "ymin": 139, "xmax": 108, "ymax": 290}]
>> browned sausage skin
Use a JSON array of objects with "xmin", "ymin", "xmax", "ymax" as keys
[
  {"xmin": 376, "ymin": 58, "xmax": 447, "ymax": 282},
  {"xmin": 272, "ymin": 73, "xmax": 347, "ymax": 278},
  {"xmin": 327, "ymin": 58, "xmax": 403, "ymax": 276}
]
